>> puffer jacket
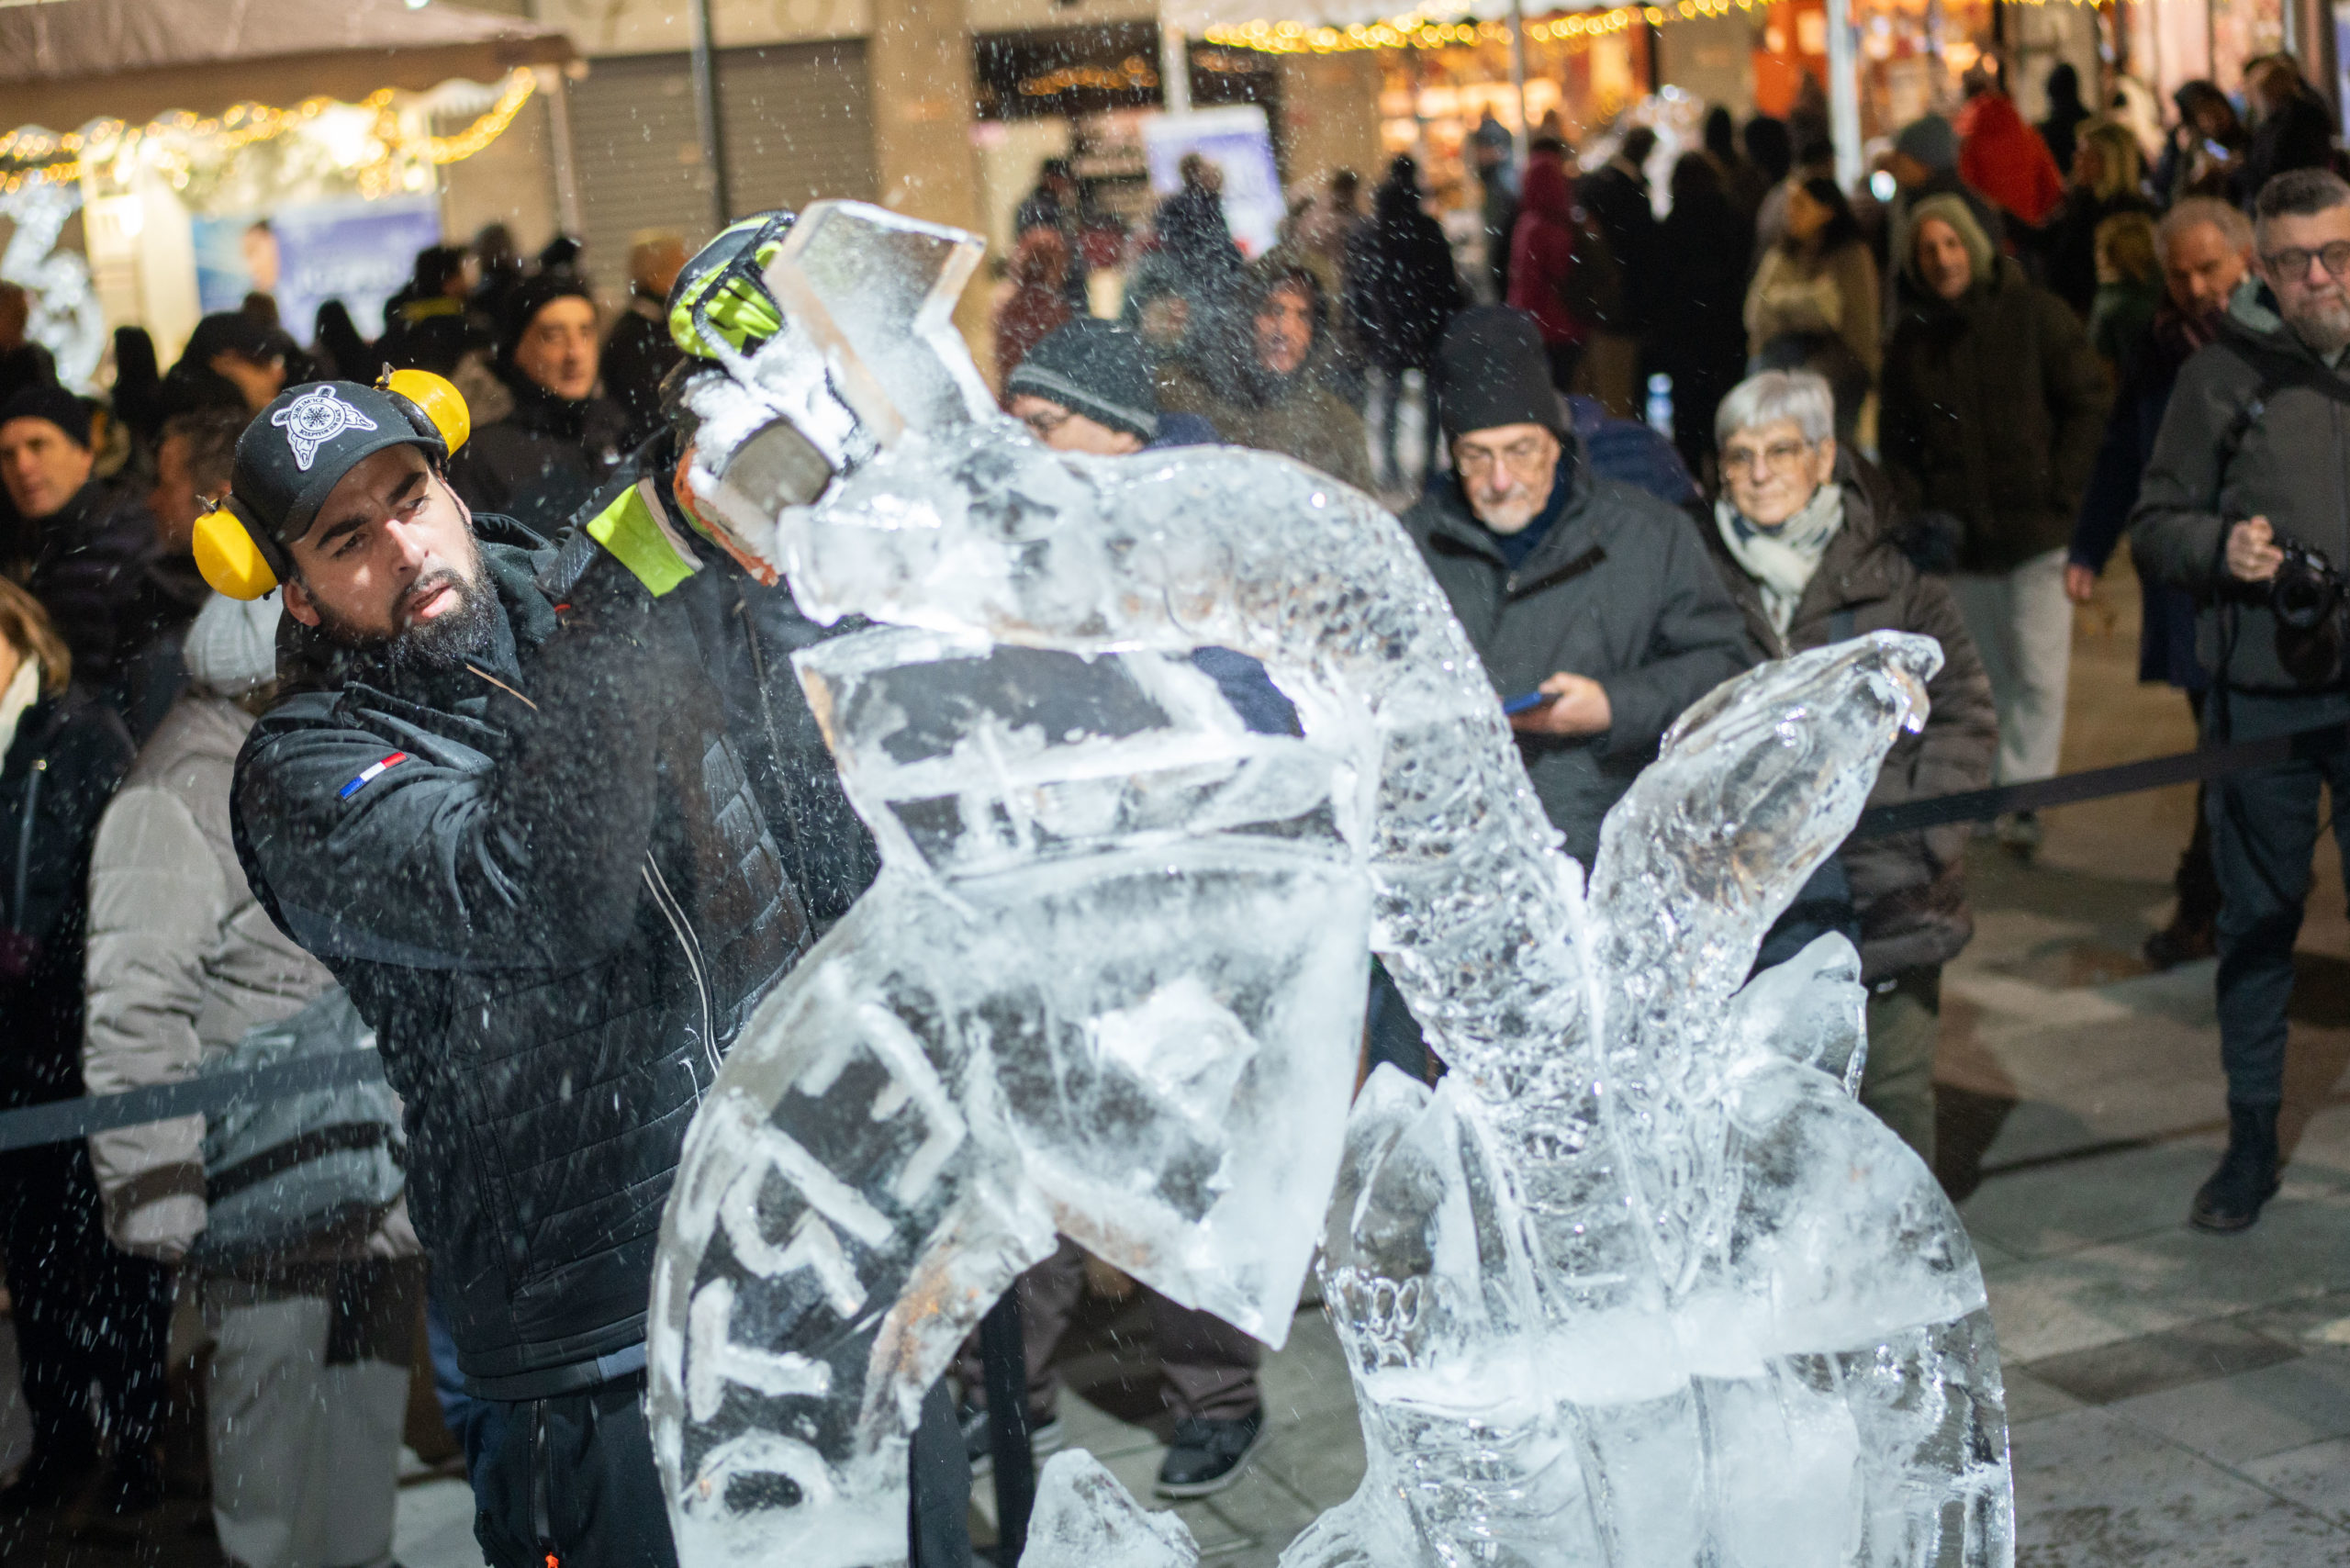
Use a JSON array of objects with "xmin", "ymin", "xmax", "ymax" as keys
[
  {"xmin": 2132, "ymin": 283, "xmax": 2350, "ymax": 698},
  {"xmin": 1881, "ymin": 254, "xmax": 2111, "ymax": 573},
  {"xmin": 1401, "ymin": 434, "xmax": 1752, "ymax": 866},
  {"xmin": 233, "ymin": 522, "xmax": 811, "ymax": 1392},
  {"xmin": 83, "ymin": 674, "xmax": 420, "ymax": 1267},
  {"xmin": 2, "ymin": 681, "xmax": 134, "ymax": 1109},
  {"xmin": 1696, "ymin": 454, "xmax": 1998, "ymax": 978}
]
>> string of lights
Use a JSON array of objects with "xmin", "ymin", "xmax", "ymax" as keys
[
  {"xmin": 0, "ymin": 70, "xmax": 538, "ymax": 196},
  {"xmin": 1202, "ymin": 0, "xmax": 2103, "ymax": 53}
]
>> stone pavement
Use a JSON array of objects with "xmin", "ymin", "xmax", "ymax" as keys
[{"xmin": 6, "ymin": 556, "xmax": 2346, "ymax": 1567}]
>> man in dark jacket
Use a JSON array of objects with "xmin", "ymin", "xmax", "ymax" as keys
[
  {"xmin": 2131, "ymin": 169, "xmax": 2350, "ymax": 1233},
  {"xmin": 1881, "ymin": 194, "xmax": 2109, "ymax": 858},
  {"xmin": 0, "ymin": 384, "xmax": 161, "ymax": 701},
  {"xmin": 2066, "ymin": 196, "xmax": 2254, "ymax": 968},
  {"xmin": 602, "ymin": 233, "xmax": 688, "ymax": 450},
  {"xmin": 1402, "ymin": 307, "xmax": 1749, "ymax": 868},
  {"xmin": 1699, "ymin": 371, "xmax": 1997, "ymax": 1161},
  {"xmin": 1575, "ymin": 127, "xmax": 1660, "ymax": 417},
  {"xmin": 225, "ymin": 380, "xmax": 961, "ymax": 1566},
  {"xmin": 1346, "ymin": 155, "xmax": 1465, "ymax": 487},
  {"xmin": 449, "ymin": 274, "xmax": 631, "ymax": 536}
]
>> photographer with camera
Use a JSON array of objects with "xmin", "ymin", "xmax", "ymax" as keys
[{"xmin": 2132, "ymin": 167, "xmax": 2350, "ymax": 1233}]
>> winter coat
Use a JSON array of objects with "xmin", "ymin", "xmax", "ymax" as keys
[
  {"xmin": 82, "ymin": 689, "xmax": 420, "ymax": 1268},
  {"xmin": 2130, "ymin": 284, "xmax": 2350, "ymax": 698},
  {"xmin": 1157, "ymin": 357, "xmax": 1374, "ymax": 491},
  {"xmin": 447, "ymin": 372, "xmax": 632, "ymax": 540},
  {"xmin": 1, "ymin": 684, "xmax": 134, "ymax": 1109},
  {"xmin": 1955, "ymin": 90, "xmax": 2065, "ymax": 228},
  {"xmin": 1652, "ymin": 178, "xmax": 1752, "ymax": 377},
  {"xmin": 1506, "ymin": 158, "xmax": 1591, "ymax": 348},
  {"xmin": 1696, "ymin": 454, "xmax": 1998, "ymax": 978},
  {"xmin": 232, "ymin": 525, "xmax": 813, "ymax": 1391},
  {"xmin": 602, "ymin": 296, "xmax": 685, "ymax": 452},
  {"xmin": 1880, "ymin": 255, "xmax": 2111, "ymax": 573},
  {"xmin": 1400, "ymin": 436, "xmax": 1751, "ymax": 865},
  {"xmin": 1576, "ymin": 161, "xmax": 1659, "ymax": 333},
  {"xmin": 2233, "ymin": 86, "xmax": 2338, "ymax": 210},
  {"xmin": 1345, "ymin": 178, "xmax": 1465, "ymax": 375},
  {"xmin": 2046, "ymin": 186, "xmax": 2157, "ymax": 319},
  {"xmin": 3, "ymin": 479, "xmax": 160, "ymax": 699},
  {"xmin": 1749, "ymin": 238, "xmax": 1882, "ymax": 376},
  {"xmin": 2074, "ymin": 304, "xmax": 2214, "ymax": 689}
]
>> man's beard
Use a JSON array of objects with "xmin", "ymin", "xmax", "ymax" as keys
[
  {"xmin": 312, "ymin": 566, "xmax": 501, "ymax": 677},
  {"xmin": 2287, "ymin": 293, "xmax": 2350, "ymax": 358}
]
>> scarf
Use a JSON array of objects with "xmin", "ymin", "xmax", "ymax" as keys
[{"xmin": 1715, "ymin": 481, "xmax": 1845, "ymax": 637}]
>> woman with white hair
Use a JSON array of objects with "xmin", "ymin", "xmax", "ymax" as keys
[{"xmin": 1695, "ymin": 371, "xmax": 1998, "ymax": 1163}]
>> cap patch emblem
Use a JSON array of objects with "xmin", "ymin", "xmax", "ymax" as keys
[{"xmin": 273, "ymin": 386, "xmax": 378, "ymax": 472}]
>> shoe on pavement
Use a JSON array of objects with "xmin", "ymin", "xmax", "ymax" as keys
[
  {"xmin": 1996, "ymin": 810, "xmax": 2042, "ymax": 862},
  {"xmin": 2189, "ymin": 1102, "xmax": 2282, "ymax": 1232},
  {"xmin": 1155, "ymin": 1409, "xmax": 1267, "ymax": 1498}
]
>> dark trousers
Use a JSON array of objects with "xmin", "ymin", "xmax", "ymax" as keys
[
  {"xmin": 0, "ymin": 1140, "xmax": 175, "ymax": 1465},
  {"xmin": 2176, "ymin": 689, "xmax": 2222, "ymax": 930},
  {"xmin": 1373, "ymin": 367, "xmax": 1441, "ymax": 487},
  {"xmin": 2206, "ymin": 690, "xmax": 2350, "ymax": 1107},
  {"xmin": 957, "ymin": 1238, "xmax": 1262, "ymax": 1424},
  {"xmin": 469, "ymin": 1372, "xmax": 970, "ymax": 1568}
]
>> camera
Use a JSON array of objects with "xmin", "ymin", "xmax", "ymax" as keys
[{"xmin": 2271, "ymin": 539, "xmax": 2347, "ymax": 685}]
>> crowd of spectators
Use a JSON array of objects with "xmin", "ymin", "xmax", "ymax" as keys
[{"xmin": 0, "ymin": 43, "xmax": 2345, "ymax": 1554}]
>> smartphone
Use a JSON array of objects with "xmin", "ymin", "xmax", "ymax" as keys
[{"xmin": 1503, "ymin": 690, "xmax": 1553, "ymax": 715}]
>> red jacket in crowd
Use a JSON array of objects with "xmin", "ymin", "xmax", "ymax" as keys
[
  {"xmin": 1956, "ymin": 89, "xmax": 2065, "ymax": 228},
  {"xmin": 1506, "ymin": 156, "xmax": 1588, "ymax": 347}
]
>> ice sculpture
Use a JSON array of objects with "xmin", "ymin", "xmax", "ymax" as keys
[{"xmin": 646, "ymin": 201, "xmax": 2014, "ymax": 1568}]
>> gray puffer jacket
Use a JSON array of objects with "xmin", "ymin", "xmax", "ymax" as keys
[
  {"xmin": 2131, "ymin": 282, "xmax": 2350, "ymax": 697},
  {"xmin": 83, "ymin": 599, "xmax": 418, "ymax": 1266},
  {"xmin": 1696, "ymin": 454, "xmax": 1998, "ymax": 978}
]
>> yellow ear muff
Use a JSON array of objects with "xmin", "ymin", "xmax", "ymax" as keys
[
  {"xmin": 194, "ymin": 502, "xmax": 280, "ymax": 601},
  {"xmin": 381, "ymin": 368, "xmax": 471, "ymax": 454}
]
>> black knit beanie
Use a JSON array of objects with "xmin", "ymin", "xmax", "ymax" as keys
[
  {"xmin": 499, "ymin": 273, "xmax": 599, "ymax": 365},
  {"xmin": 1004, "ymin": 319, "xmax": 1158, "ymax": 442},
  {"xmin": 0, "ymin": 382, "xmax": 93, "ymax": 449},
  {"xmin": 1436, "ymin": 307, "xmax": 1561, "ymax": 441}
]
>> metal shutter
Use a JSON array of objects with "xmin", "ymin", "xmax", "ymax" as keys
[
  {"xmin": 717, "ymin": 41, "xmax": 879, "ymax": 218},
  {"xmin": 565, "ymin": 52, "xmax": 720, "ymax": 299}
]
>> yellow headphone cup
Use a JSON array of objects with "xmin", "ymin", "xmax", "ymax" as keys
[
  {"xmin": 382, "ymin": 368, "xmax": 471, "ymax": 455},
  {"xmin": 193, "ymin": 507, "xmax": 279, "ymax": 601}
]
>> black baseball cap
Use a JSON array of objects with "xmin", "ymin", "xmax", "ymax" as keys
[{"xmin": 230, "ymin": 380, "xmax": 444, "ymax": 549}]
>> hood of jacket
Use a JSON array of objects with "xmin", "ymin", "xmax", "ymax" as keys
[{"xmin": 1518, "ymin": 156, "xmax": 1576, "ymax": 227}]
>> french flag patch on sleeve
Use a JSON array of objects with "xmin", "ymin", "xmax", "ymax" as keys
[{"xmin": 339, "ymin": 752, "xmax": 409, "ymax": 800}]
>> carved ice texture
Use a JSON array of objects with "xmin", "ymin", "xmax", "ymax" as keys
[{"xmin": 644, "ymin": 202, "xmax": 2015, "ymax": 1568}]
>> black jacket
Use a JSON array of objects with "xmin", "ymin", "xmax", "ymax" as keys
[
  {"xmin": 2131, "ymin": 288, "xmax": 2350, "ymax": 698},
  {"xmin": 448, "ymin": 374, "xmax": 631, "ymax": 540},
  {"xmin": 1400, "ymin": 438, "xmax": 1751, "ymax": 865},
  {"xmin": 5, "ymin": 480, "xmax": 159, "ymax": 695},
  {"xmin": 232, "ymin": 523, "xmax": 812, "ymax": 1388},
  {"xmin": 1880, "ymin": 256, "xmax": 2112, "ymax": 573},
  {"xmin": 1, "ymin": 686, "xmax": 135, "ymax": 1107},
  {"xmin": 1346, "ymin": 179, "xmax": 1466, "ymax": 375},
  {"xmin": 601, "ymin": 299, "xmax": 684, "ymax": 453},
  {"xmin": 1578, "ymin": 162, "xmax": 1660, "ymax": 333}
]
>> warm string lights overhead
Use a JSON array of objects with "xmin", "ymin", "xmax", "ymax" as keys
[
  {"xmin": 0, "ymin": 69, "xmax": 537, "ymax": 196},
  {"xmin": 1202, "ymin": 0, "xmax": 2104, "ymax": 53}
]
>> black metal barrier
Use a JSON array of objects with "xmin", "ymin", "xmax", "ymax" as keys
[{"xmin": 8, "ymin": 719, "xmax": 2336, "ymax": 1159}]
